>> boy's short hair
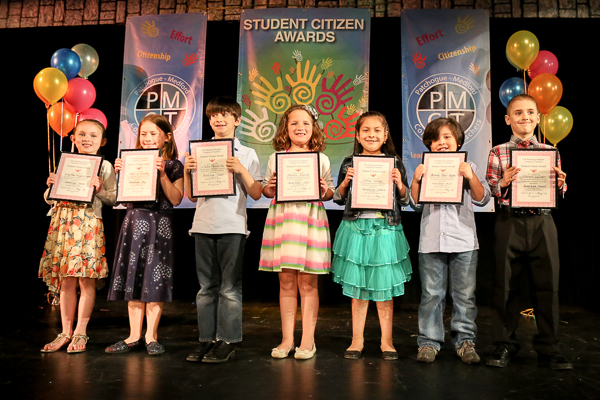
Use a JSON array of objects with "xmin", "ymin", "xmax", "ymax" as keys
[
  {"xmin": 422, "ymin": 117, "xmax": 464, "ymax": 150},
  {"xmin": 206, "ymin": 96, "xmax": 242, "ymax": 120},
  {"xmin": 506, "ymin": 94, "xmax": 539, "ymax": 115}
]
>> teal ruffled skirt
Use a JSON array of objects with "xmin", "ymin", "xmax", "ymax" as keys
[{"xmin": 331, "ymin": 218, "xmax": 412, "ymax": 301}]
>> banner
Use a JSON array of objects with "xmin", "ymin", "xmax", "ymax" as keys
[
  {"xmin": 237, "ymin": 8, "xmax": 371, "ymax": 208},
  {"xmin": 119, "ymin": 13, "xmax": 207, "ymax": 208},
  {"xmin": 401, "ymin": 9, "xmax": 493, "ymax": 211}
]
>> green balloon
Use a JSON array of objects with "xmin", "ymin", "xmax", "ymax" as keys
[{"xmin": 71, "ymin": 43, "xmax": 99, "ymax": 79}]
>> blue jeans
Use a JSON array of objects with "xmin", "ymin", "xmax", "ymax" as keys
[
  {"xmin": 417, "ymin": 251, "xmax": 478, "ymax": 351},
  {"xmin": 194, "ymin": 233, "xmax": 245, "ymax": 343}
]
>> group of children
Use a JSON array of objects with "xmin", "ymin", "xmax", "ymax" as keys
[{"xmin": 38, "ymin": 94, "xmax": 572, "ymax": 370}]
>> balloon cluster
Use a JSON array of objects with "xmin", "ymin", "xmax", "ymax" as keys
[
  {"xmin": 500, "ymin": 31, "xmax": 572, "ymax": 146},
  {"xmin": 33, "ymin": 44, "xmax": 107, "ymax": 137}
]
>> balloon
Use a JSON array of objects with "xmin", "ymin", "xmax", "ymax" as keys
[
  {"xmin": 528, "ymin": 73, "xmax": 563, "ymax": 115},
  {"xmin": 50, "ymin": 48, "xmax": 81, "ymax": 80},
  {"xmin": 528, "ymin": 50, "xmax": 559, "ymax": 79},
  {"xmin": 47, "ymin": 102, "xmax": 76, "ymax": 136},
  {"xmin": 506, "ymin": 30, "xmax": 539, "ymax": 70},
  {"xmin": 80, "ymin": 108, "xmax": 107, "ymax": 129},
  {"xmin": 540, "ymin": 106, "xmax": 573, "ymax": 145},
  {"xmin": 499, "ymin": 77, "xmax": 526, "ymax": 108},
  {"xmin": 33, "ymin": 68, "xmax": 68, "ymax": 105},
  {"xmin": 71, "ymin": 43, "xmax": 99, "ymax": 79},
  {"xmin": 63, "ymin": 78, "xmax": 96, "ymax": 114}
]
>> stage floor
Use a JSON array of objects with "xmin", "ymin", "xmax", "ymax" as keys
[{"xmin": 2, "ymin": 299, "xmax": 599, "ymax": 400}]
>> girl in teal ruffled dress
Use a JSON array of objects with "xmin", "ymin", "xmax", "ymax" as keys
[{"xmin": 331, "ymin": 111, "xmax": 412, "ymax": 360}]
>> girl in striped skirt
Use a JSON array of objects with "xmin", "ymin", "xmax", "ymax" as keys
[{"xmin": 259, "ymin": 105, "xmax": 334, "ymax": 360}]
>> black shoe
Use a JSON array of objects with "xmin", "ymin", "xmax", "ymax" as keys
[
  {"xmin": 382, "ymin": 351, "xmax": 398, "ymax": 361},
  {"xmin": 486, "ymin": 345, "xmax": 511, "ymax": 368},
  {"xmin": 202, "ymin": 341, "xmax": 235, "ymax": 363},
  {"xmin": 344, "ymin": 349, "xmax": 362, "ymax": 360},
  {"xmin": 538, "ymin": 353, "xmax": 573, "ymax": 370},
  {"xmin": 146, "ymin": 341, "xmax": 165, "ymax": 356},
  {"xmin": 186, "ymin": 342, "xmax": 213, "ymax": 362},
  {"xmin": 105, "ymin": 339, "xmax": 144, "ymax": 354}
]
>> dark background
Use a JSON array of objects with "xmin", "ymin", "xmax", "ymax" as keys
[{"xmin": 2, "ymin": 17, "xmax": 595, "ymax": 324}]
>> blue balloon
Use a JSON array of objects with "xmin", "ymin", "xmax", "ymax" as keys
[
  {"xmin": 50, "ymin": 48, "xmax": 81, "ymax": 80},
  {"xmin": 499, "ymin": 77, "xmax": 526, "ymax": 108}
]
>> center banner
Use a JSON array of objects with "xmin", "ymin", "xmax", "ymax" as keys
[
  {"xmin": 237, "ymin": 8, "xmax": 371, "ymax": 208},
  {"xmin": 401, "ymin": 9, "xmax": 493, "ymax": 211}
]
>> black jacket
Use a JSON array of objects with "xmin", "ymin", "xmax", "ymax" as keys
[{"xmin": 332, "ymin": 153, "xmax": 409, "ymax": 226}]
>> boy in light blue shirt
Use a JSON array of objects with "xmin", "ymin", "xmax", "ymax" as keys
[{"xmin": 410, "ymin": 117, "xmax": 491, "ymax": 364}]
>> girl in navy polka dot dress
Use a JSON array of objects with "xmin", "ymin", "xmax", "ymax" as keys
[{"xmin": 105, "ymin": 115, "xmax": 184, "ymax": 355}]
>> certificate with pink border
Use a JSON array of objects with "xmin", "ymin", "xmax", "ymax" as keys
[
  {"xmin": 275, "ymin": 152, "xmax": 321, "ymax": 203},
  {"xmin": 116, "ymin": 149, "xmax": 160, "ymax": 203},
  {"xmin": 48, "ymin": 153, "xmax": 103, "ymax": 204},
  {"xmin": 189, "ymin": 139, "xmax": 235, "ymax": 198},
  {"xmin": 418, "ymin": 152, "xmax": 467, "ymax": 204},
  {"xmin": 510, "ymin": 148, "xmax": 558, "ymax": 209},
  {"xmin": 351, "ymin": 155, "xmax": 395, "ymax": 210}
]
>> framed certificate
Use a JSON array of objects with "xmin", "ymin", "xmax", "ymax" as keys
[
  {"xmin": 350, "ymin": 155, "xmax": 395, "ymax": 210},
  {"xmin": 275, "ymin": 152, "xmax": 321, "ymax": 203},
  {"xmin": 510, "ymin": 148, "xmax": 558, "ymax": 209},
  {"xmin": 417, "ymin": 151, "xmax": 467, "ymax": 204},
  {"xmin": 47, "ymin": 152, "xmax": 104, "ymax": 204},
  {"xmin": 116, "ymin": 149, "xmax": 160, "ymax": 203},
  {"xmin": 189, "ymin": 139, "xmax": 235, "ymax": 198}
]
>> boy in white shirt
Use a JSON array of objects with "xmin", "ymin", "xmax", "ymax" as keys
[{"xmin": 184, "ymin": 96, "xmax": 262, "ymax": 363}]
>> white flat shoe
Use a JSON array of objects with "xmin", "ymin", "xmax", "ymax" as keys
[
  {"xmin": 271, "ymin": 343, "xmax": 294, "ymax": 359},
  {"xmin": 294, "ymin": 344, "xmax": 316, "ymax": 360}
]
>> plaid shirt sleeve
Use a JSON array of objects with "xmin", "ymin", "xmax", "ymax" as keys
[{"xmin": 486, "ymin": 144, "xmax": 509, "ymax": 202}]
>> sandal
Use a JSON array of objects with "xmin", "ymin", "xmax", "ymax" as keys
[
  {"xmin": 40, "ymin": 333, "xmax": 71, "ymax": 353},
  {"xmin": 67, "ymin": 334, "xmax": 89, "ymax": 354}
]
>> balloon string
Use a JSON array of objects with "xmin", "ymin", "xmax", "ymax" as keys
[
  {"xmin": 523, "ymin": 69, "xmax": 527, "ymax": 93},
  {"xmin": 47, "ymin": 108, "xmax": 52, "ymax": 174},
  {"xmin": 59, "ymin": 102, "xmax": 64, "ymax": 152}
]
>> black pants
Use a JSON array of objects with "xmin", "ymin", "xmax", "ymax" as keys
[{"xmin": 491, "ymin": 209, "xmax": 560, "ymax": 355}]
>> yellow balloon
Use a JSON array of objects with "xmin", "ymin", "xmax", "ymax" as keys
[
  {"xmin": 506, "ymin": 30, "xmax": 539, "ymax": 70},
  {"xmin": 33, "ymin": 67, "xmax": 68, "ymax": 105},
  {"xmin": 540, "ymin": 106, "xmax": 573, "ymax": 145}
]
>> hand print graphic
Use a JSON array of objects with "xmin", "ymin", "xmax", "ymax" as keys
[
  {"xmin": 316, "ymin": 74, "xmax": 353, "ymax": 116},
  {"xmin": 285, "ymin": 60, "xmax": 322, "ymax": 105}
]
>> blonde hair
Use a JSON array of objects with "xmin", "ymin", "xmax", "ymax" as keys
[
  {"xmin": 136, "ymin": 114, "xmax": 179, "ymax": 160},
  {"xmin": 272, "ymin": 105, "xmax": 326, "ymax": 152}
]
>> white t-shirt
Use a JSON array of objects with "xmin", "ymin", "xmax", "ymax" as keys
[{"xmin": 189, "ymin": 138, "xmax": 262, "ymax": 236}]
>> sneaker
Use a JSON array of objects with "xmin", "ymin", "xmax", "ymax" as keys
[
  {"xmin": 417, "ymin": 346, "xmax": 438, "ymax": 363},
  {"xmin": 457, "ymin": 341, "xmax": 480, "ymax": 364}
]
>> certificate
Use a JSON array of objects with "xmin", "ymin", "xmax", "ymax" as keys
[
  {"xmin": 350, "ymin": 155, "xmax": 395, "ymax": 210},
  {"xmin": 418, "ymin": 151, "xmax": 467, "ymax": 204},
  {"xmin": 275, "ymin": 152, "xmax": 321, "ymax": 203},
  {"xmin": 116, "ymin": 149, "xmax": 160, "ymax": 203},
  {"xmin": 189, "ymin": 139, "xmax": 235, "ymax": 198},
  {"xmin": 510, "ymin": 148, "xmax": 558, "ymax": 209},
  {"xmin": 48, "ymin": 152, "xmax": 103, "ymax": 204}
]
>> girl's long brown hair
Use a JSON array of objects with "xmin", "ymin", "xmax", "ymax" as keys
[
  {"xmin": 272, "ymin": 105, "xmax": 326, "ymax": 152},
  {"xmin": 136, "ymin": 114, "xmax": 179, "ymax": 160}
]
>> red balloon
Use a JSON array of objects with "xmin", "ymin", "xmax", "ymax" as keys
[
  {"xmin": 63, "ymin": 77, "xmax": 96, "ymax": 114},
  {"xmin": 80, "ymin": 108, "xmax": 108, "ymax": 130},
  {"xmin": 47, "ymin": 102, "xmax": 76, "ymax": 136},
  {"xmin": 528, "ymin": 73, "xmax": 563, "ymax": 115},
  {"xmin": 528, "ymin": 50, "xmax": 559, "ymax": 79}
]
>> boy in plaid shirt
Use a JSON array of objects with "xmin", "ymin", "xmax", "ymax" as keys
[{"xmin": 486, "ymin": 94, "xmax": 570, "ymax": 370}]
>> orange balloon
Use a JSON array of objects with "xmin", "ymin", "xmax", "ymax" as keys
[
  {"xmin": 47, "ymin": 102, "xmax": 76, "ymax": 136},
  {"xmin": 528, "ymin": 73, "xmax": 563, "ymax": 115}
]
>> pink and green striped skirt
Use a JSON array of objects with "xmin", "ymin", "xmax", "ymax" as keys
[{"xmin": 259, "ymin": 200, "xmax": 331, "ymax": 274}]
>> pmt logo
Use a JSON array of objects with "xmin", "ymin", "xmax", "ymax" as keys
[
  {"xmin": 125, "ymin": 73, "xmax": 196, "ymax": 139},
  {"xmin": 406, "ymin": 73, "xmax": 484, "ymax": 145}
]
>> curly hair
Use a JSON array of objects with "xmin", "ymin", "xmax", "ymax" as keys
[
  {"xmin": 136, "ymin": 114, "xmax": 179, "ymax": 160},
  {"xmin": 272, "ymin": 104, "xmax": 326, "ymax": 152},
  {"xmin": 352, "ymin": 111, "xmax": 398, "ymax": 157}
]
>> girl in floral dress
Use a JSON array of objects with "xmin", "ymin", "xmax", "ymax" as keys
[
  {"xmin": 260, "ymin": 105, "xmax": 334, "ymax": 360},
  {"xmin": 105, "ymin": 115, "xmax": 184, "ymax": 356},
  {"xmin": 39, "ymin": 119, "xmax": 117, "ymax": 353}
]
